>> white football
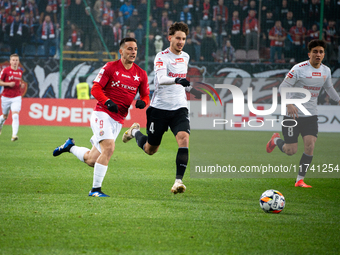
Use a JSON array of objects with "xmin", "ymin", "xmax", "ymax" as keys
[{"xmin": 259, "ymin": 189, "xmax": 285, "ymax": 213}]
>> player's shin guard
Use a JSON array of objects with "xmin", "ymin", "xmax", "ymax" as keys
[
  {"xmin": 297, "ymin": 153, "xmax": 313, "ymax": 181},
  {"xmin": 92, "ymin": 163, "xmax": 108, "ymax": 188},
  {"xmin": 276, "ymin": 139, "xmax": 285, "ymax": 153},
  {"xmin": 70, "ymin": 146, "xmax": 90, "ymax": 162},
  {"xmin": 176, "ymin": 147, "xmax": 188, "ymax": 179},
  {"xmin": 135, "ymin": 131, "xmax": 148, "ymax": 150},
  {"xmin": 12, "ymin": 113, "xmax": 19, "ymax": 137}
]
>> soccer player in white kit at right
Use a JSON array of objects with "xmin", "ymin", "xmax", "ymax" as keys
[
  {"xmin": 122, "ymin": 22, "xmax": 194, "ymax": 194},
  {"xmin": 266, "ymin": 39, "xmax": 340, "ymax": 188}
]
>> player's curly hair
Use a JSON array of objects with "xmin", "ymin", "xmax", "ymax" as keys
[
  {"xmin": 168, "ymin": 22, "xmax": 189, "ymax": 36},
  {"xmin": 308, "ymin": 39, "xmax": 327, "ymax": 52}
]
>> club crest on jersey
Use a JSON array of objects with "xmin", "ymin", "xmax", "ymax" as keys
[
  {"xmin": 133, "ymin": 74, "xmax": 140, "ymax": 81},
  {"xmin": 99, "ymin": 130, "xmax": 104, "ymax": 136},
  {"xmin": 312, "ymin": 72, "xmax": 321, "ymax": 76}
]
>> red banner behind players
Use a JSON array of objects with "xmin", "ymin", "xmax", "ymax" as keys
[{"xmin": 0, "ymin": 98, "xmax": 147, "ymax": 127}]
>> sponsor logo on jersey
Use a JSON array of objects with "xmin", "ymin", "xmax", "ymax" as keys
[
  {"xmin": 8, "ymin": 75, "xmax": 14, "ymax": 80},
  {"xmin": 168, "ymin": 72, "xmax": 186, "ymax": 78},
  {"xmin": 175, "ymin": 58, "xmax": 184, "ymax": 63},
  {"xmin": 156, "ymin": 61, "xmax": 163, "ymax": 67},
  {"xmin": 303, "ymin": 86, "xmax": 321, "ymax": 91},
  {"xmin": 121, "ymin": 74, "xmax": 131, "ymax": 78},
  {"xmin": 312, "ymin": 72, "xmax": 321, "ymax": 76}
]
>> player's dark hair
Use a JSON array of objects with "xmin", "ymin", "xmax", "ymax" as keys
[
  {"xmin": 168, "ymin": 22, "xmax": 189, "ymax": 36},
  {"xmin": 10, "ymin": 53, "xmax": 19, "ymax": 59},
  {"xmin": 119, "ymin": 37, "xmax": 137, "ymax": 48},
  {"xmin": 308, "ymin": 39, "xmax": 327, "ymax": 52}
]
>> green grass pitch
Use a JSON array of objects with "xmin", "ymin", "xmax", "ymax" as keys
[{"xmin": 0, "ymin": 125, "xmax": 339, "ymax": 254}]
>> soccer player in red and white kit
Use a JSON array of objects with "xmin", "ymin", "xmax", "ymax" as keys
[
  {"xmin": 266, "ymin": 40, "xmax": 340, "ymax": 188},
  {"xmin": 122, "ymin": 22, "xmax": 196, "ymax": 194},
  {"xmin": 53, "ymin": 38, "xmax": 150, "ymax": 197},
  {"xmin": 0, "ymin": 54, "xmax": 24, "ymax": 141}
]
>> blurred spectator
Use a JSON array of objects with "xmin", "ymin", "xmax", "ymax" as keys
[
  {"xmin": 110, "ymin": 22, "xmax": 122, "ymax": 51},
  {"xmin": 6, "ymin": 14, "xmax": 28, "ymax": 56},
  {"xmin": 65, "ymin": 23, "xmax": 83, "ymax": 51},
  {"xmin": 304, "ymin": 0, "xmax": 320, "ymax": 29},
  {"xmin": 223, "ymin": 40, "xmax": 235, "ymax": 62},
  {"xmin": 15, "ymin": 0, "xmax": 25, "ymax": 18},
  {"xmin": 93, "ymin": 0, "xmax": 104, "ymax": 25},
  {"xmin": 244, "ymin": 0, "xmax": 257, "ymax": 16},
  {"xmin": 228, "ymin": 0, "xmax": 243, "ymax": 22},
  {"xmin": 306, "ymin": 24, "xmax": 320, "ymax": 44},
  {"xmin": 200, "ymin": 0, "xmax": 212, "ymax": 29},
  {"xmin": 137, "ymin": 0, "xmax": 147, "ymax": 23},
  {"xmin": 170, "ymin": 0, "xmax": 183, "ymax": 22},
  {"xmin": 1, "ymin": 0, "xmax": 11, "ymax": 14},
  {"xmin": 149, "ymin": 19, "xmax": 161, "ymax": 36},
  {"xmin": 119, "ymin": 0, "xmax": 134, "ymax": 22},
  {"xmin": 37, "ymin": 14, "xmax": 56, "ymax": 58},
  {"xmin": 192, "ymin": 0, "xmax": 201, "ymax": 27},
  {"xmin": 68, "ymin": 0, "xmax": 86, "ymax": 31},
  {"xmin": 200, "ymin": 26, "xmax": 217, "ymax": 62},
  {"xmin": 228, "ymin": 10, "xmax": 242, "ymax": 50},
  {"xmin": 191, "ymin": 25, "xmax": 203, "ymax": 62},
  {"xmin": 39, "ymin": 5, "xmax": 58, "ymax": 25},
  {"xmin": 261, "ymin": 0, "xmax": 276, "ymax": 18},
  {"xmin": 179, "ymin": 5, "xmax": 192, "ymax": 28},
  {"xmin": 102, "ymin": 0, "xmax": 114, "ymax": 48},
  {"xmin": 261, "ymin": 9, "xmax": 275, "ymax": 48},
  {"xmin": 288, "ymin": 20, "xmax": 306, "ymax": 63},
  {"xmin": 279, "ymin": 0, "xmax": 289, "ymax": 21},
  {"xmin": 154, "ymin": 34, "xmax": 163, "ymax": 53},
  {"xmin": 161, "ymin": 10, "xmax": 169, "ymax": 38},
  {"xmin": 76, "ymin": 76, "xmax": 90, "ymax": 100},
  {"xmin": 243, "ymin": 9, "xmax": 258, "ymax": 51},
  {"xmin": 289, "ymin": 0, "xmax": 303, "ymax": 21},
  {"xmin": 324, "ymin": 0, "xmax": 336, "ymax": 23},
  {"xmin": 268, "ymin": 20, "xmax": 286, "ymax": 63},
  {"xmin": 145, "ymin": 33, "xmax": 155, "ymax": 58},
  {"xmin": 152, "ymin": 0, "xmax": 164, "ymax": 21},
  {"xmin": 25, "ymin": 0, "xmax": 39, "ymax": 20},
  {"xmin": 115, "ymin": 11, "xmax": 124, "ymax": 26},
  {"xmin": 184, "ymin": 36, "xmax": 196, "ymax": 62},
  {"xmin": 213, "ymin": 0, "xmax": 228, "ymax": 48},
  {"xmin": 324, "ymin": 19, "xmax": 338, "ymax": 64},
  {"xmin": 134, "ymin": 23, "xmax": 144, "ymax": 45},
  {"xmin": 282, "ymin": 11, "xmax": 295, "ymax": 32},
  {"xmin": 22, "ymin": 10, "xmax": 37, "ymax": 40},
  {"xmin": 126, "ymin": 8, "xmax": 139, "ymax": 33}
]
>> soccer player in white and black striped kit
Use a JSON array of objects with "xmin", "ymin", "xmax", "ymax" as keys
[
  {"xmin": 122, "ymin": 22, "xmax": 197, "ymax": 194},
  {"xmin": 266, "ymin": 39, "xmax": 340, "ymax": 188}
]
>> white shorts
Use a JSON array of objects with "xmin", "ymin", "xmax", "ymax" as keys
[
  {"xmin": 90, "ymin": 111, "xmax": 122, "ymax": 153},
  {"xmin": 1, "ymin": 96, "xmax": 22, "ymax": 115}
]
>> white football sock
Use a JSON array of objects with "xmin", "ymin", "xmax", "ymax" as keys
[
  {"xmin": 131, "ymin": 128, "xmax": 138, "ymax": 137},
  {"xmin": 92, "ymin": 163, "xmax": 108, "ymax": 188},
  {"xmin": 12, "ymin": 113, "xmax": 19, "ymax": 137},
  {"xmin": 296, "ymin": 175, "xmax": 304, "ymax": 182},
  {"xmin": 70, "ymin": 146, "xmax": 90, "ymax": 162},
  {"xmin": 0, "ymin": 115, "xmax": 5, "ymax": 126}
]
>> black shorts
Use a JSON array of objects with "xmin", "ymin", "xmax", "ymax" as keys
[
  {"xmin": 146, "ymin": 106, "xmax": 190, "ymax": 146},
  {"xmin": 282, "ymin": 115, "xmax": 318, "ymax": 144}
]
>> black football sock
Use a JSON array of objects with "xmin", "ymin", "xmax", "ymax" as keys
[
  {"xmin": 176, "ymin": 147, "xmax": 189, "ymax": 179},
  {"xmin": 297, "ymin": 153, "xmax": 313, "ymax": 181},
  {"xmin": 91, "ymin": 187, "xmax": 101, "ymax": 192},
  {"xmin": 135, "ymin": 131, "xmax": 148, "ymax": 150},
  {"xmin": 276, "ymin": 139, "xmax": 285, "ymax": 153}
]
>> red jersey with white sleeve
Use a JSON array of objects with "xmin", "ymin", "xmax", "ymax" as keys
[
  {"xmin": 92, "ymin": 59, "xmax": 149, "ymax": 124},
  {"xmin": 0, "ymin": 66, "xmax": 23, "ymax": 98}
]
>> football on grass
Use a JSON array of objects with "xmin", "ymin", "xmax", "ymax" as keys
[{"xmin": 259, "ymin": 189, "xmax": 285, "ymax": 213}]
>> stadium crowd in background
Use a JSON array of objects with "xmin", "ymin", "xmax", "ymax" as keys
[{"xmin": 0, "ymin": 0, "xmax": 339, "ymax": 64}]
